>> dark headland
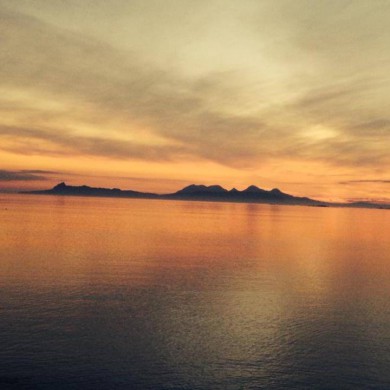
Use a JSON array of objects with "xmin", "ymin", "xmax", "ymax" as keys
[{"xmin": 22, "ymin": 182, "xmax": 389, "ymax": 210}]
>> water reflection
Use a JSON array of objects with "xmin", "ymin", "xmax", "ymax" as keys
[{"xmin": 0, "ymin": 195, "xmax": 389, "ymax": 389}]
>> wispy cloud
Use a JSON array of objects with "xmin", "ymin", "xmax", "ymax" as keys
[
  {"xmin": 340, "ymin": 179, "xmax": 390, "ymax": 185},
  {"xmin": 0, "ymin": 125, "xmax": 189, "ymax": 161},
  {"xmin": 1, "ymin": 4, "xmax": 389, "ymax": 169},
  {"xmin": 0, "ymin": 169, "xmax": 55, "ymax": 181}
]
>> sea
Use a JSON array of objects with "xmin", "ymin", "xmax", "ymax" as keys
[{"xmin": 0, "ymin": 194, "xmax": 389, "ymax": 389}]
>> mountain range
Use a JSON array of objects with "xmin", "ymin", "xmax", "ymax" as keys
[{"xmin": 23, "ymin": 182, "xmax": 389, "ymax": 209}]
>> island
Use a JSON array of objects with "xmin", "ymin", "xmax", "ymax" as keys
[{"xmin": 21, "ymin": 182, "xmax": 389, "ymax": 210}]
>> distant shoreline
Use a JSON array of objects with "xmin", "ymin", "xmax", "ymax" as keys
[{"xmin": 20, "ymin": 182, "xmax": 389, "ymax": 210}]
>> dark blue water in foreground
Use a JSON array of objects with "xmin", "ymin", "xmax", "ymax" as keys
[{"xmin": 1, "ymin": 194, "xmax": 389, "ymax": 389}]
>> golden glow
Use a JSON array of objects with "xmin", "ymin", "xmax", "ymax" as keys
[
  {"xmin": 0, "ymin": 1, "xmax": 389, "ymax": 202},
  {"xmin": 301, "ymin": 125, "xmax": 339, "ymax": 141},
  {"xmin": 2, "ymin": 195, "xmax": 389, "ymax": 287}
]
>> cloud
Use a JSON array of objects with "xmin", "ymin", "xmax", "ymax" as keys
[
  {"xmin": 0, "ymin": 169, "xmax": 52, "ymax": 181},
  {"xmin": 20, "ymin": 169, "xmax": 60, "ymax": 174},
  {"xmin": 0, "ymin": 125, "xmax": 190, "ymax": 161},
  {"xmin": 0, "ymin": 6, "xmax": 271, "ymax": 165},
  {"xmin": 0, "ymin": 2, "xmax": 389, "ymax": 172},
  {"xmin": 340, "ymin": 179, "xmax": 390, "ymax": 185}
]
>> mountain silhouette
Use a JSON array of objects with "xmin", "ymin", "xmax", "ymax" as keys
[
  {"xmin": 22, "ymin": 182, "xmax": 389, "ymax": 209},
  {"xmin": 241, "ymin": 185, "xmax": 266, "ymax": 194},
  {"xmin": 38, "ymin": 182, "xmax": 158, "ymax": 198},
  {"xmin": 169, "ymin": 184, "xmax": 318, "ymax": 205},
  {"xmin": 174, "ymin": 184, "xmax": 228, "ymax": 196}
]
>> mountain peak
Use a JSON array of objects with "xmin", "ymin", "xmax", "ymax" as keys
[
  {"xmin": 243, "ymin": 185, "xmax": 265, "ymax": 193},
  {"xmin": 175, "ymin": 184, "xmax": 227, "ymax": 195},
  {"xmin": 176, "ymin": 184, "xmax": 207, "ymax": 194},
  {"xmin": 53, "ymin": 182, "xmax": 67, "ymax": 190},
  {"xmin": 207, "ymin": 185, "xmax": 228, "ymax": 193}
]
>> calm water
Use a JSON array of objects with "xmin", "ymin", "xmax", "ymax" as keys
[{"xmin": 0, "ymin": 194, "xmax": 389, "ymax": 389}]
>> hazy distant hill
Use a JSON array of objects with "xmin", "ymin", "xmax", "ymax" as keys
[
  {"xmin": 168, "ymin": 184, "xmax": 320, "ymax": 205},
  {"xmin": 28, "ymin": 182, "xmax": 158, "ymax": 199},
  {"xmin": 23, "ymin": 182, "xmax": 389, "ymax": 209}
]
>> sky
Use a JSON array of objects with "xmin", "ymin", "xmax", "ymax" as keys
[{"xmin": 0, "ymin": 0, "xmax": 389, "ymax": 202}]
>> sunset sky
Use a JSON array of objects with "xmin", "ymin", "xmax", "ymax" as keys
[{"xmin": 1, "ymin": 0, "xmax": 389, "ymax": 202}]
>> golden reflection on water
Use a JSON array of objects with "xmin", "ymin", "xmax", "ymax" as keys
[
  {"xmin": 1, "ymin": 194, "xmax": 390, "ymax": 388},
  {"xmin": 1, "ymin": 194, "xmax": 389, "ymax": 289}
]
